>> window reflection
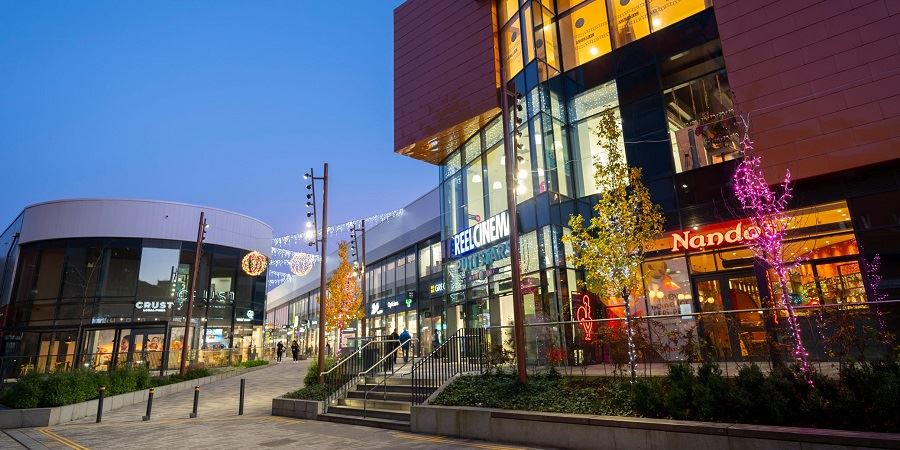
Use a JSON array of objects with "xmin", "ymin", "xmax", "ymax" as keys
[{"xmin": 558, "ymin": 0, "xmax": 611, "ymax": 71}]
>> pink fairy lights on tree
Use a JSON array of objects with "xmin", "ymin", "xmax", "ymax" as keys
[{"xmin": 732, "ymin": 122, "xmax": 813, "ymax": 383}]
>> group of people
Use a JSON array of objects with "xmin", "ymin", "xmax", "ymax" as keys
[
  {"xmin": 274, "ymin": 328, "xmax": 412, "ymax": 364},
  {"xmin": 274, "ymin": 340, "xmax": 330, "ymax": 362}
]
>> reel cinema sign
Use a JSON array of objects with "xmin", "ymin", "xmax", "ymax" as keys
[{"xmin": 449, "ymin": 211, "xmax": 510, "ymax": 258}]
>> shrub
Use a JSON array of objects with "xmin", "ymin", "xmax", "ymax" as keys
[
  {"xmin": 304, "ymin": 357, "xmax": 336, "ymax": 387},
  {"xmin": 284, "ymin": 384, "xmax": 331, "ymax": 401},
  {"xmin": 0, "ymin": 374, "xmax": 43, "ymax": 409},
  {"xmin": 239, "ymin": 359, "xmax": 269, "ymax": 368}
]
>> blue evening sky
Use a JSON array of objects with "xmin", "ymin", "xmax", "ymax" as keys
[{"xmin": 0, "ymin": 1, "xmax": 435, "ymax": 237}]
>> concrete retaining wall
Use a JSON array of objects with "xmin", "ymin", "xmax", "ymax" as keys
[
  {"xmin": 271, "ymin": 397, "xmax": 323, "ymax": 420},
  {"xmin": 0, "ymin": 364, "xmax": 268, "ymax": 429},
  {"xmin": 411, "ymin": 405, "xmax": 900, "ymax": 450}
]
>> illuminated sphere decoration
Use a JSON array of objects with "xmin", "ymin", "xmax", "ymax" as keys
[
  {"xmin": 289, "ymin": 252, "xmax": 315, "ymax": 277},
  {"xmin": 242, "ymin": 251, "xmax": 268, "ymax": 276}
]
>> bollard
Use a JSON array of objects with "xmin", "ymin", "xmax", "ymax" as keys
[
  {"xmin": 238, "ymin": 378, "xmax": 245, "ymax": 416},
  {"xmin": 142, "ymin": 388, "xmax": 155, "ymax": 421},
  {"xmin": 96, "ymin": 386, "xmax": 106, "ymax": 423},
  {"xmin": 189, "ymin": 386, "xmax": 200, "ymax": 418}
]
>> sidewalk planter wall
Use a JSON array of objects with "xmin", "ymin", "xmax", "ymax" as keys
[
  {"xmin": 0, "ymin": 365, "xmax": 268, "ymax": 429},
  {"xmin": 271, "ymin": 397, "xmax": 323, "ymax": 420},
  {"xmin": 411, "ymin": 405, "xmax": 900, "ymax": 450}
]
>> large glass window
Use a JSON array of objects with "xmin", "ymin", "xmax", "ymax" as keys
[
  {"xmin": 502, "ymin": 16, "xmax": 524, "ymax": 81},
  {"xmin": 568, "ymin": 82, "xmax": 625, "ymax": 197},
  {"xmin": 558, "ymin": 0, "xmax": 612, "ymax": 71},
  {"xmin": 442, "ymin": 173, "xmax": 465, "ymax": 236},
  {"xmin": 136, "ymin": 246, "xmax": 181, "ymax": 299},
  {"xmin": 608, "ymin": 0, "xmax": 650, "ymax": 47},
  {"xmin": 648, "ymin": 0, "xmax": 710, "ymax": 32},
  {"xmin": 485, "ymin": 144, "xmax": 508, "ymax": 217},
  {"xmin": 100, "ymin": 245, "xmax": 140, "ymax": 297},
  {"xmin": 33, "ymin": 248, "xmax": 64, "ymax": 300},
  {"xmin": 61, "ymin": 245, "xmax": 103, "ymax": 299},
  {"xmin": 464, "ymin": 159, "xmax": 486, "ymax": 226}
]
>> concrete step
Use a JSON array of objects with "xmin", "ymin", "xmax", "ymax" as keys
[
  {"xmin": 356, "ymin": 383, "xmax": 416, "ymax": 394},
  {"xmin": 318, "ymin": 412, "xmax": 410, "ymax": 432},
  {"xmin": 346, "ymin": 390, "xmax": 413, "ymax": 402},
  {"xmin": 326, "ymin": 405, "xmax": 410, "ymax": 422},
  {"xmin": 338, "ymin": 397, "xmax": 411, "ymax": 412},
  {"xmin": 363, "ymin": 375, "xmax": 415, "ymax": 386}
]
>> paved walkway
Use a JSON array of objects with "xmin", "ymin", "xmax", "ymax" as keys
[{"xmin": 3, "ymin": 360, "xmax": 544, "ymax": 449}]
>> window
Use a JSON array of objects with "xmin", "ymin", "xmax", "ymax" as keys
[
  {"xmin": 567, "ymin": 82, "xmax": 625, "ymax": 197},
  {"xmin": 464, "ymin": 159, "xmax": 486, "ymax": 226},
  {"xmin": 648, "ymin": 0, "xmax": 710, "ymax": 32},
  {"xmin": 665, "ymin": 69, "xmax": 738, "ymax": 173},
  {"xmin": 513, "ymin": 124, "xmax": 534, "ymax": 201},
  {"xmin": 558, "ymin": 0, "xmax": 612, "ymax": 71},
  {"xmin": 485, "ymin": 144, "xmax": 508, "ymax": 217},
  {"xmin": 137, "ymin": 247, "xmax": 181, "ymax": 299},
  {"xmin": 443, "ymin": 173, "xmax": 465, "ymax": 236},
  {"xmin": 33, "ymin": 247, "xmax": 65, "ymax": 300},
  {"xmin": 608, "ymin": 0, "xmax": 650, "ymax": 47},
  {"xmin": 502, "ymin": 14, "xmax": 524, "ymax": 81},
  {"xmin": 100, "ymin": 245, "xmax": 140, "ymax": 297}
]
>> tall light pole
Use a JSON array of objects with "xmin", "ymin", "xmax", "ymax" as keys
[
  {"xmin": 350, "ymin": 220, "xmax": 366, "ymax": 337},
  {"xmin": 499, "ymin": 65, "xmax": 528, "ymax": 383},
  {"xmin": 180, "ymin": 212, "xmax": 207, "ymax": 375},
  {"xmin": 305, "ymin": 164, "xmax": 329, "ymax": 383}
]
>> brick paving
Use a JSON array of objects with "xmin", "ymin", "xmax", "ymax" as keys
[{"xmin": 7, "ymin": 360, "xmax": 544, "ymax": 449}]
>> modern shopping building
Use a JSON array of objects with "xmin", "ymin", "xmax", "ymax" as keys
[
  {"xmin": 265, "ymin": 188, "xmax": 444, "ymax": 355},
  {"xmin": 393, "ymin": 0, "xmax": 900, "ymax": 362},
  {"xmin": 0, "ymin": 199, "xmax": 272, "ymax": 376}
]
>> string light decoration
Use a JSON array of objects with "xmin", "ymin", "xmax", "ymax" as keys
[
  {"xmin": 732, "ymin": 120, "xmax": 812, "ymax": 385},
  {"xmin": 272, "ymin": 209, "xmax": 403, "ymax": 246},
  {"xmin": 241, "ymin": 251, "xmax": 268, "ymax": 276},
  {"xmin": 289, "ymin": 252, "xmax": 315, "ymax": 277}
]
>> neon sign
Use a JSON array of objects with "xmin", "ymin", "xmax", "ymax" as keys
[
  {"xmin": 575, "ymin": 294, "xmax": 593, "ymax": 341},
  {"xmin": 670, "ymin": 221, "xmax": 761, "ymax": 252}
]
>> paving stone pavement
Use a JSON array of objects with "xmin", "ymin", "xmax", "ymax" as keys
[{"xmin": 7, "ymin": 360, "xmax": 546, "ymax": 449}]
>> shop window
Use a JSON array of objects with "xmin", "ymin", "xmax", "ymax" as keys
[
  {"xmin": 499, "ymin": 0, "xmax": 520, "ymax": 25},
  {"xmin": 558, "ymin": 0, "xmax": 612, "ymax": 71},
  {"xmin": 532, "ymin": 3, "xmax": 559, "ymax": 71},
  {"xmin": 33, "ymin": 247, "xmax": 65, "ymax": 300},
  {"xmin": 519, "ymin": 231, "xmax": 541, "ymax": 274},
  {"xmin": 548, "ymin": 118, "xmax": 572, "ymax": 197},
  {"xmin": 569, "ymin": 106, "xmax": 626, "ymax": 197},
  {"xmin": 521, "ymin": 2, "xmax": 535, "ymax": 66},
  {"xmin": 513, "ymin": 124, "xmax": 534, "ymax": 201},
  {"xmin": 485, "ymin": 144, "xmax": 508, "ymax": 217},
  {"xmin": 62, "ymin": 245, "xmax": 103, "ymax": 299},
  {"xmin": 648, "ymin": 0, "xmax": 710, "ymax": 32},
  {"xmin": 609, "ymin": 0, "xmax": 650, "ymax": 47},
  {"xmin": 665, "ymin": 69, "xmax": 739, "ymax": 173},
  {"xmin": 137, "ymin": 247, "xmax": 181, "ymax": 300},
  {"xmin": 100, "ymin": 246, "xmax": 140, "ymax": 297},
  {"xmin": 464, "ymin": 159, "xmax": 487, "ymax": 226},
  {"xmin": 442, "ymin": 173, "xmax": 465, "ymax": 236}
]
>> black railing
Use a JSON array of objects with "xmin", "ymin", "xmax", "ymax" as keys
[
  {"xmin": 362, "ymin": 338, "xmax": 417, "ymax": 418},
  {"xmin": 320, "ymin": 339, "xmax": 398, "ymax": 408},
  {"xmin": 410, "ymin": 327, "xmax": 486, "ymax": 405}
]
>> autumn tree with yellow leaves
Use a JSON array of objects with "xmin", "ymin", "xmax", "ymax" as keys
[
  {"xmin": 562, "ymin": 109, "xmax": 664, "ymax": 382},
  {"xmin": 324, "ymin": 242, "xmax": 363, "ymax": 337}
]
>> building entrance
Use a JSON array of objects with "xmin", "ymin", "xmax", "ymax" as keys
[{"xmin": 693, "ymin": 271, "xmax": 766, "ymax": 360}]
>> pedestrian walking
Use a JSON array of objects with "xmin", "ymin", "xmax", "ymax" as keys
[
  {"xmin": 276, "ymin": 341, "xmax": 284, "ymax": 362},
  {"xmin": 291, "ymin": 340, "xmax": 300, "ymax": 361},
  {"xmin": 400, "ymin": 328, "xmax": 412, "ymax": 363},
  {"xmin": 325, "ymin": 342, "xmax": 331, "ymax": 357},
  {"xmin": 388, "ymin": 329, "xmax": 399, "ymax": 363}
]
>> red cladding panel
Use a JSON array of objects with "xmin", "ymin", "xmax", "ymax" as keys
[
  {"xmin": 718, "ymin": 0, "xmax": 900, "ymax": 181},
  {"xmin": 394, "ymin": 0, "xmax": 500, "ymax": 164}
]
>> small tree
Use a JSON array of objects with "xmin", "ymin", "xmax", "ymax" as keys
[
  {"xmin": 562, "ymin": 110, "xmax": 665, "ymax": 382},
  {"xmin": 732, "ymin": 125, "xmax": 812, "ymax": 384},
  {"xmin": 324, "ymin": 242, "xmax": 363, "ymax": 349}
]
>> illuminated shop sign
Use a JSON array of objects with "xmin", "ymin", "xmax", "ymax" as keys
[
  {"xmin": 387, "ymin": 301, "xmax": 400, "ymax": 309},
  {"xmin": 370, "ymin": 302, "xmax": 383, "ymax": 315},
  {"xmin": 134, "ymin": 301, "xmax": 174, "ymax": 313},
  {"xmin": 429, "ymin": 282, "xmax": 444, "ymax": 294},
  {"xmin": 573, "ymin": 293, "xmax": 594, "ymax": 342},
  {"xmin": 458, "ymin": 242, "xmax": 510, "ymax": 271},
  {"xmin": 449, "ymin": 211, "xmax": 510, "ymax": 258},
  {"xmin": 670, "ymin": 221, "xmax": 760, "ymax": 252}
]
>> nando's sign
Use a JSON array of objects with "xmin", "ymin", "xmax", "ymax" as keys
[{"xmin": 669, "ymin": 221, "xmax": 761, "ymax": 253}]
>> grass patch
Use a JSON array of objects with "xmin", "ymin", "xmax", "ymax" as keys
[{"xmin": 237, "ymin": 359, "xmax": 269, "ymax": 368}]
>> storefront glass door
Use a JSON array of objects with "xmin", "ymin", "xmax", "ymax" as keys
[{"xmin": 693, "ymin": 271, "xmax": 764, "ymax": 360}]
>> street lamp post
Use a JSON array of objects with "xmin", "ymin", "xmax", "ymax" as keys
[
  {"xmin": 180, "ymin": 212, "xmax": 207, "ymax": 375},
  {"xmin": 305, "ymin": 164, "xmax": 329, "ymax": 383},
  {"xmin": 499, "ymin": 66, "xmax": 528, "ymax": 383},
  {"xmin": 350, "ymin": 219, "xmax": 366, "ymax": 337}
]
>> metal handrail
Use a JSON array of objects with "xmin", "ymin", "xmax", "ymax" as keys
[
  {"xmin": 410, "ymin": 328, "xmax": 486, "ymax": 405},
  {"xmin": 319, "ymin": 338, "xmax": 390, "ymax": 377},
  {"xmin": 360, "ymin": 338, "xmax": 417, "ymax": 418}
]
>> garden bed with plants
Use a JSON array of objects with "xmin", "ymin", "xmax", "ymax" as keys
[
  {"xmin": 282, "ymin": 357, "xmax": 336, "ymax": 401},
  {"xmin": 431, "ymin": 360, "xmax": 900, "ymax": 433}
]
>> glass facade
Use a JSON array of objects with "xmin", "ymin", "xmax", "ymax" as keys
[
  {"xmin": 2, "ymin": 238, "xmax": 266, "ymax": 375},
  {"xmin": 429, "ymin": 1, "xmax": 887, "ymax": 366}
]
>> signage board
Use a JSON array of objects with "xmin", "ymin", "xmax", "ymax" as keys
[{"xmin": 449, "ymin": 211, "xmax": 510, "ymax": 258}]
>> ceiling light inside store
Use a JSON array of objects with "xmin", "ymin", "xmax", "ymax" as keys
[
  {"xmin": 516, "ymin": 184, "xmax": 527, "ymax": 195},
  {"xmin": 652, "ymin": 17, "xmax": 661, "ymax": 27},
  {"xmin": 589, "ymin": 47, "xmax": 598, "ymax": 55},
  {"xmin": 500, "ymin": 156, "xmax": 505, "ymax": 166},
  {"xmin": 493, "ymin": 181, "xmax": 503, "ymax": 190},
  {"xmin": 518, "ymin": 169, "xmax": 528, "ymax": 179},
  {"xmin": 472, "ymin": 174, "xmax": 482, "ymax": 183}
]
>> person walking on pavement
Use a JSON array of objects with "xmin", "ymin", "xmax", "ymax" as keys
[
  {"xmin": 399, "ymin": 328, "xmax": 412, "ymax": 363},
  {"xmin": 276, "ymin": 341, "xmax": 284, "ymax": 362},
  {"xmin": 291, "ymin": 340, "xmax": 300, "ymax": 361},
  {"xmin": 388, "ymin": 329, "xmax": 399, "ymax": 363}
]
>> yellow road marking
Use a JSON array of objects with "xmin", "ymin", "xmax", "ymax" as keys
[{"xmin": 39, "ymin": 428, "xmax": 90, "ymax": 450}]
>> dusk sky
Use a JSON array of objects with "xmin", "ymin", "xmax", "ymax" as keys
[{"xmin": 0, "ymin": 1, "xmax": 435, "ymax": 238}]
